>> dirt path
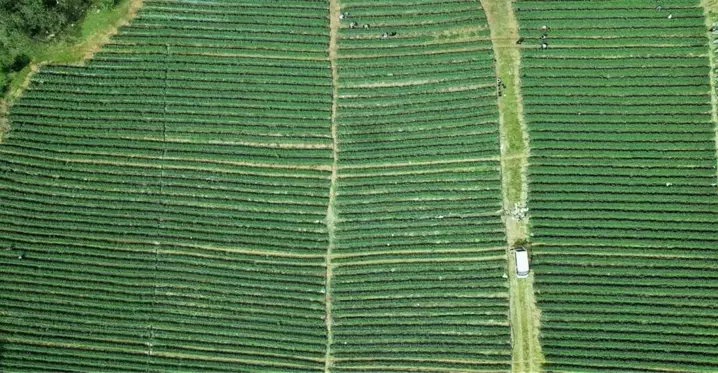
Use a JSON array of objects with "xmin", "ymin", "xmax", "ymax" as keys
[
  {"xmin": 324, "ymin": 0, "xmax": 341, "ymax": 372},
  {"xmin": 478, "ymin": 0, "xmax": 543, "ymax": 371}
]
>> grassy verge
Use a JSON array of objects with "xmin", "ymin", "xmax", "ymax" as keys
[
  {"xmin": 702, "ymin": 0, "xmax": 718, "ymax": 189},
  {"xmin": 0, "ymin": 0, "xmax": 143, "ymax": 142},
  {"xmin": 479, "ymin": 0, "xmax": 544, "ymax": 371}
]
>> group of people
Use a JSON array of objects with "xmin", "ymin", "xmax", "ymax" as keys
[
  {"xmin": 339, "ymin": 12, "xmax": 397, "ymax": 39},
  {"xmin": 514, "ymin": 25, "xmax": 549, "ymax": 49}
]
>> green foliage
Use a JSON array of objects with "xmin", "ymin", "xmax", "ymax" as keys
[{"xmin": 0, "ymin": 22, "xmax": 22, "ymax": 69}]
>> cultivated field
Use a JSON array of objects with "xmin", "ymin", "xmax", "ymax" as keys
[
  {"xmin": 330, "ymin": 1, "xmax": 510, "ymax": 371},
  {"xmin": 1, "ymin": 0, "xmax": 333, "ymax": 371},
  {"xmin": 1, "ymin": 0, "xmax": 718, "ymax": 372},
  {"xmin": 0, "ymin": 0, "xmax": 513, "ymax": 372},
  {"xmin": 516, "ymin": 0, "xmax": 718, "ymax": 372}
]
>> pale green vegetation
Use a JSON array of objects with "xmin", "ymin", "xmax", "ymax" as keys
[
  {"xmin": 703, "ymin": 0, "xmax": 718, "ymax": 186},
  {"xmin": 324, "ymin": 0, "xmax": 340, "ymax": 371}
]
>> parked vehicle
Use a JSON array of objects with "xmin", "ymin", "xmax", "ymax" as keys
[{"xmin": 515, "ymin": 247, "xmax": 530, "ymax": 279}]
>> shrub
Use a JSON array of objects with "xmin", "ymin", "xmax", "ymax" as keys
[{"xmin": 9, "ymin": 54, "xmax": 31, "ymax": 72}]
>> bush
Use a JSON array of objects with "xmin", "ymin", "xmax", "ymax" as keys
[
  {"xmin": 1, "ymin": 74, "xmax": 11, "ymax": 95},
  {"xmin": 9, "ymin": 54, "xmax": 31, "ymax": 72}
]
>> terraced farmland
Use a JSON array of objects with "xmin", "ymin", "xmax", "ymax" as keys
[
  {"xmin": 516, "ymin": 0, "xmax": 718, "ymax": 372},
  {"xmin": 3, "ymin": 0, "xmax": 718, "ymax": 371},
  {"xmin": 0, "ymin": 0, "xmax": 512, "ymax": 372},
  {"xmin": 0, "ymin": 0, "xmax": 334, "ymax": 371},
  {"xmin": 329, "ymin": 1, "xmax": 510, "ymax": 371}
]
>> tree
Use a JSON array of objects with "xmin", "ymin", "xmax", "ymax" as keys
[
  {"xmin": 0, "ymin": 0, "xmax": 93, "ymax": 38},
  {"xmin": 9, "ymin": 54, "xmax": 31, "ymax": 72}
]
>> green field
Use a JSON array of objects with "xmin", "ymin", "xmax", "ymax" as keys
[
  {"xmin": 330, "ymin": 1, "xmax": 510, "ymax": 371},
  {"xmin": 516, "ymin": 0, "xmax": 718, "ymax": 371},
  {"xmin": 1, "ymin": 0, "xmax": 718, "ymax": 372},
  {"xmin": 1, "ymin": 0, "xmax": 334, "ymax": 371},
  {"xmin": 0, "ymin": 0, "xmax": 511, "ymax": 372}
]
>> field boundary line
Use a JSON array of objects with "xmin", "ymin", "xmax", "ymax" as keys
[
  {"xmin": 478, "ymin": 0, "xmax": 544, "ymax": 371},
  {"xmin": 145, "ymin": 42, "xmax": 171, "ymax": 369},
  {"xmin": 339, "ymin": 46, "xmax": 494, "ymax": 60},
  {"xmin": 325, "ymin": 366, "xmax": 505, "ymax": 373},
  {"xmin": 333, "ymin": 292, "xmax": 509, "ymax": 301},
  {"xmin": 332, "ymin": 246, "xmax": 506, "ymax": 259},
  {"xmin": 338, "ymin": 83, "xmax": 494, "ymax": 98},
  {"xmin": 0, "ymin": 65, "xmax": 37, "ymax": 143},
  {"xmin": 0, "ymin": 226, "xmax": 324, "ymax": 261},
  {"xmin": 35, "ymin": 135, "xmax": 333, "ymax": 150},
  {"xmin": 163, "ymin": 137, "xmax": 334, "ymax": 150},
  {"xmin": 333, "ymin": 357, "xmax": 509, "ymax": 364},
  {"xmin": 0, "ymin": 337, "xmax": 322, "ymax": 365},
  {"xmin": 108, "ymin": 49, "xmax": 329, "ymax": 61},
  {"xmin": 168, "ymin": 242, "xmax": 326, "ymax": 259},
  {"xmin": 334, "ymin": 255, "xmax": 506, "ymax": 267},
  {"xmin": 0, "ymin": 185, "xmax": 329, "ymax": 214},
  {"xmin": 0, "ymin": 100, "xmax": 8, "ymax": 143},
  {"xmin": 0, "ymin": 148, "xmax": 332, "ymax": 172},
  {"xmin": 338, "ymin": 156, "xmax": 501, "ymax": 170},
  {"xmin": 159, "ymin": 248, "xmax": 325, "ymax": 261},
  {"xmin": 345, "ymin": 77, "xmax": 483, "ymax": 89},
  {"xmin": 6, "ymin": 337, "xmax": 319, "ymax": 368},
  {"xmin": 324, "ymin": 0, "xmax": 341, "ymax": 371},
  {"xmin": 338, "ymin": 165, "xmax": 497, "ymax": 178}
]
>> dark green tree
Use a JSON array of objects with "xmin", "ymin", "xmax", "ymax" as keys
[
  {"xmin": 9, "ymin": 54, "xmax": 31, "ymax": 72},
  {"xmin": 0, "ymin": 0, "xmax": 93, "ymax": 38}
]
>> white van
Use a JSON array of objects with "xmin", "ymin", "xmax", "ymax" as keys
[{"xmin": 515, "ymin": 247, "xmax": 529, "ymax": 279}]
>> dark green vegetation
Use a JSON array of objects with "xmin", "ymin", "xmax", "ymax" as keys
[
  {"xmin": 0, "ymin": 0, "xmax": 511, "ymax": 372},
  {"xmin": 516, "ymin": 0, "xmax": 718, "ymax": 372}
]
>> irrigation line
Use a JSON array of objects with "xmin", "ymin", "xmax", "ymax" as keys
[{"xmin": 146, "ymin": 42, "xmax": 171, "ymax": 370}]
